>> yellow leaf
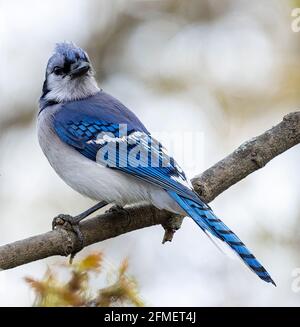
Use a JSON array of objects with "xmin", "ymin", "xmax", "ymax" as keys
[{"xmin": 77, "ymin": 252, "xmax": 103, "ymax": 272}]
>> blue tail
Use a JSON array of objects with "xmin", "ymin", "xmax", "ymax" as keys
[{"xmin": 168, "ymin": 190, "xmax": 275, "ymax": 286}]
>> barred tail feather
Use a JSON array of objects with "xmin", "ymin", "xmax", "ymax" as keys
[{"xmin": 167, "ymin": 191, "xmax": 275, "ymax": 286}]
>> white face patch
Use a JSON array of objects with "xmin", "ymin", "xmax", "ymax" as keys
[{"xmin": 45, "ymin": 72, "xmax": 100, "ymax": 103}]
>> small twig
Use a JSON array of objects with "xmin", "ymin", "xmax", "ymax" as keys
[{"xmin": 161, "ymin": 215, "xmax": 184, "ymax": 244}]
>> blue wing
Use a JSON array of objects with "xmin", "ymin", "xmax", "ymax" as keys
[{"xmin": 53, "ymin": 91, "xmax": 198, "ymax": 202}]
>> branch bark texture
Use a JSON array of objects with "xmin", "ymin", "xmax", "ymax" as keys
[{"xmin": 0, "ymin": 112, "xmax": 299, "ymax": 270}]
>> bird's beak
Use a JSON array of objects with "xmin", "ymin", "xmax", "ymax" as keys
[{"xmin": 69, "ymin": 61, "xmax": 90, "ymax": 78}]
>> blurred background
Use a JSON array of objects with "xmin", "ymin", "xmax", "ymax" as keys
[{"xmin": 0, "ymin": 0, "xmax": 300, "ymax": 306}]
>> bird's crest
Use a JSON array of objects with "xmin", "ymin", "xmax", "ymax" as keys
[{"xmin": 54, "ymin": 42, "xmax": 87, "ymax": 62}]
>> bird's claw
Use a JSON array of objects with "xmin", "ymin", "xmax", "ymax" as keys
[
  {"xmin": 105, "ymin": 204, "xmax": 129, "ymax": 215},
  {"xmin": 52, "ymin": 214, "xmax": 84, "ymax": 263},
  {"xmin": 105, "ymin": 205, "xmax": 131, "ymax": 230},
  {"xmin": 106, "ymin": 204, "xmax": 127, "ymax": 214},
  {"xmin": 52, "ymin": 214, "xmax": 71, "ymax": 230}
]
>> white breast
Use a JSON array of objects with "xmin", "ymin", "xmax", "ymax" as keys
[{"xmin": 37, "ymin": 105, "xmax": 182, "ymax": 213}]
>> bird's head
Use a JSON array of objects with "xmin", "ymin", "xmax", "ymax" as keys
[{"xmin": 41, "ymin": 42, "xmax": 100, "ymax": 104}]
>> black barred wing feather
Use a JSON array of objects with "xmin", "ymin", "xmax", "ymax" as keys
[{"xmin": 54, "ymin": 111, "xmax": 199, "ymax": 202}]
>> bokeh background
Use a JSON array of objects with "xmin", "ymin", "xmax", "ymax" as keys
[{"xmin": 1, "ymin": 0, "xmax": 300, "ymax": 306}]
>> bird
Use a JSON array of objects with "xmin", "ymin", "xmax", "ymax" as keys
[{"xmin": 37, "ymin": 42, "xmax": 275, "ymax": 285}]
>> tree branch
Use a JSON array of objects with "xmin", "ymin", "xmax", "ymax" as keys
[{"xmin": 0, "ymin": 112, "xmax": 299, "ymax": 270}]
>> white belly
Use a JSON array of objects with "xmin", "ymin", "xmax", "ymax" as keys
[{"xmin": 37, "ymin": 106, "xmax": 182, "ymax": 213}]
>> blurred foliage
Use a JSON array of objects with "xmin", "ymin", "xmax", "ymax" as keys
[
  {"xmin": 25, "ymin": 252, "xmax": 143, "ymax": 307},
  {"xmin": 291, "ymin": 0, "xmax": 300, "ymax": 8}
]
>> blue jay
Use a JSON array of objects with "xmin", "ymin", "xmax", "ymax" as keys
[{"xmin": 38, "ymin": 42, "xmax": 275, "ymax": 285}]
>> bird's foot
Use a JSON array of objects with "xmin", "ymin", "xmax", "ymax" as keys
[
  {"xmin": 52, "ymin": 214, "xmax": 84, "ymax": 263},
  {"xmin": 106, "ymin": 204, "xmax": 128, "ymax": 215},
  {"xmin": 105, "ymin": 205, "xmax": 130, "ymax": 228}
]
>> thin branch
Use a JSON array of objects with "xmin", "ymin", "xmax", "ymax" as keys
[
  {"xmin": 192, "ymin": 111, "xmax": 300, "ymax": 202},
  {"xmin": 0, "ymin": 111, "xmax": 299, "ymax": 270}
]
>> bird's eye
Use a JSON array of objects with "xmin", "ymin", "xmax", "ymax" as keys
[{"xmin": 53, "ymin": 66, "xmax": 64, "ymax": 75}]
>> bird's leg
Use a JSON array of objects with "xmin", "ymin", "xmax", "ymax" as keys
[
  {"xmin": 52, "ymin": 200, "xmax": 108, "ymax": 229},
  {"xmin": 52, "ymin": 201, "xmax": 108, "ymax": 262},
  {"xmin": 71, "ymin": 200, "xmax": 109, "ymax": 224}
]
